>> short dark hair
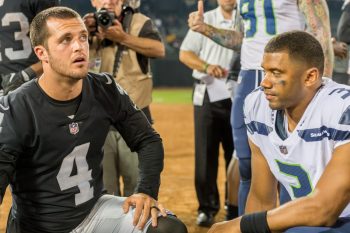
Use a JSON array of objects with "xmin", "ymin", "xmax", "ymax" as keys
[
  {"xmin": 30, "ymin": 6, "xmax": 81, "ymax": 48},
  {"xmin": 264, "ymin": 30, "xmax": 325, "ymax": 75}
]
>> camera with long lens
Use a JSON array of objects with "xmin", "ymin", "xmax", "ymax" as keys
[{"xmin": 94, "ymin": 8, "xmax": 115, "ymax": 29}]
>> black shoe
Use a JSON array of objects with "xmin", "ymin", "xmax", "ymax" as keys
[{"xmin": 196, "ymin": 212, "xmax": 214, "ymax": 227}]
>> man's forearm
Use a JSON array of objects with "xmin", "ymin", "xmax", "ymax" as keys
[
  {"xmin": 299, "ymin": 0, "xmax": 333, "ymax": 77},
  {"xmin": 121, "ymin": 35, "xmax": 165, "ymax": 58},
  {"xmin": 201, "ymin": 24, "xmax": 243, "ymax": 51},
  {"xmin": 179, "ymin": 50, "xmax": 207, "ymax": 73}
]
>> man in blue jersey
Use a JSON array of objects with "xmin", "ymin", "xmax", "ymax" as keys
[
  {"xmin": 208, "ymin": 30, "xmax": 350, "ymax": 233},
  {"xmin": 188, "ymin": 0, "xmax": 333, "ymax": 214}
]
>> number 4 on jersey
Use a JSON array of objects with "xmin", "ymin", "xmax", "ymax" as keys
[{"xmin": 57, "ymin": 143, "xmax": 94, "ymax": 206}]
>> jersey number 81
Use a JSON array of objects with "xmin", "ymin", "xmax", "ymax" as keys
[{"xmin": 240, "ymin": 0, "xmax": 276, "ymax": 38}]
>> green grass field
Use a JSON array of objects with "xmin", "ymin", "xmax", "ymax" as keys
[{"xmin": 152, "ymin": 88, "xmax": 192, "ymax": 104}]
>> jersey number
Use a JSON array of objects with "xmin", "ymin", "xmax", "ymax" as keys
[
  {"xmin": 240, "ymin": 0, "xmax": 276, "ymax": 38},
  {"xmin": 0, "ymin": 5, "xmax": 32, "ymax": 61},
  {"xmin": 276, "ymin": 160, "xmax": 313, "ymax": 198},
  {"xmin": 56, "ymin": 143, "xmax": 94, "ymax": 206}
]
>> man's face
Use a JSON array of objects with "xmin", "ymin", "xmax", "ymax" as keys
[
  {"xmin": 260, "ymin": 51, "xmax": 308, "ymax": 110},
  {"xmin": 43, "ymin": 17, "xmax": 89, "ymax": 80},
  {"xmin": 217, "ymin": 0, "xmax": 236, "ymax": 12},
  {"xmin": 95, "ymin": 0, "xmax": 123, "ymax": 16}
]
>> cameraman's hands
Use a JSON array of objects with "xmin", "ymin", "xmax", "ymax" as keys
[
  {"xmin": 83, "ymin": 13, "xmax": 97, "ymax": 35},
  {"xmin": 100, "ymin": 19, "xmax": 128, "ymax": 43}
]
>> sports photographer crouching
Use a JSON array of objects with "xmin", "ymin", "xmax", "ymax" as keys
[{"xmin": 83, "ymin": 0, "xmax": 166, "ymax": 202}]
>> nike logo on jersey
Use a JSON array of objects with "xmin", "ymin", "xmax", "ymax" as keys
[{"xmin": 102, "ymin": 73, "xmax": 113, "ymax": 85}]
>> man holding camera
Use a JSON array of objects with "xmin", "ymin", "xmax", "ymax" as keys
[{"xmin": 83, "ymin": 0, "xmax": 165, "ymax": 196}]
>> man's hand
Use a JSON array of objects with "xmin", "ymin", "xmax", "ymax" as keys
[
  {"xmin": 83, "ymin": 13, "xmax": 97, "ymax": 35},
  {"xmin": 100, "ymin": 20, "xmax": 128, "ymax": 43},
  {"xmin": 207, "ymin": 217, "xmax": 241, "ymax": 233},
  {"xmin": 1, "ymin": 67, "xmax": 36, "ymax": 95},
  {"xmin": 206, "ymin": 64, "xmax": 227, "ymax": 78},
  {"xmin": 332, "ymin": 38, "xmax": 348, "ymax": 59},
  {"xmin": 188, "ymin": 0, "xmax": 206, "ymax": 33},
  {"xmin": 123, "ymin": 193, "xmax": 167, "ymax": 230}
]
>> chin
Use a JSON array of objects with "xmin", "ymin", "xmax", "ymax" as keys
[
  {"xmin": 70, "ymin": 70, "xmax": 88, "ymax": 80},
  {"xmin": 269, "ymin": 103, "xmax": 282, "ymax": 110}
]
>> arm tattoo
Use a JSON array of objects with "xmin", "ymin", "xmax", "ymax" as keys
[
  {"xmin": 299, "ymin": 0, "xmax": 334, "ymax": 77},
  {"xmin": 202, "ymin": 24, "xmax": 243, "ymax": 51}
]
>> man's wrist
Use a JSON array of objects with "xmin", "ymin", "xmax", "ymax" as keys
[
  {"xmin": 21, "ymin": 66, "xmax": 36, "ymax": 81},
  {"xmin": 203, "ymin": 62, "xmax": 209, "ymax": 74},
  {"xmin": 240, "ymin": 211, "xmax": 271, "ymax": 233}
]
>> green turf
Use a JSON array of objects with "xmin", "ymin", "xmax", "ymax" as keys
[{"xmin": 152, "ymin": 88, "xmax": 192, "ymax": 104}]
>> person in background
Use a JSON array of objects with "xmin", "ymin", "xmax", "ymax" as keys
[
  {"xmin": 332, "ymin": 0, "xmax": 350, "ymax": 85},
  {"xmin": 84, "ymin": 0, "xmax": 165, "ymax": 196},
  {"xmin": 179, "ymin": 0, "xmax": 239, "ymax": 226},
  {"xmin": 0, "ymin": 0, "xmax": 59, "ymax": 95}
]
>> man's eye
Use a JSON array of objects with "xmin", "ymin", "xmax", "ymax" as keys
[
  {"xmin": 80, "ymin": 34, "xmax": 88, "ymax": 41},
  {"xmin": 62, "ymin": 37, "xmax": 72, "ymax": 43}
]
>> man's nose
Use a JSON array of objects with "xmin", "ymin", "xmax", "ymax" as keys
[
  {"xmin": 260, "ymin": 74, "xmax": 272, "ymax": 89},
  {"xmin": 72, "ymin": 39, "xmax": 83, "ymax": 51}
]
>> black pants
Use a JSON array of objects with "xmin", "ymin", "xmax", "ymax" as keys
[{"xmin": 194, "ymin": 90, "xmax": 234, "ymax": 216}]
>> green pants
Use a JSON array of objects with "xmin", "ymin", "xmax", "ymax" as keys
[{"xmin": 102, "ymin": 128, "xmax": 139, "ymax": 196}]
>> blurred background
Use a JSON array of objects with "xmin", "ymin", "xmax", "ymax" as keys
[{"xmin": 60, "ymin": 0, "xmax": 344, "ymax": 87}]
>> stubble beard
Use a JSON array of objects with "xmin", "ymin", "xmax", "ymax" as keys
[{"xmin": 49, "ymin": 54, "xmax": 88, "ymax": 80}]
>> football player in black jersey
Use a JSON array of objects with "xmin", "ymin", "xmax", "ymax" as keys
[
  {"xmin": 0, "ymin": 6, "xmax": 187, "ymax": 233},
  {"xmin": 0, "ymin": 0, "xmax": 58, "ymax": 95}
]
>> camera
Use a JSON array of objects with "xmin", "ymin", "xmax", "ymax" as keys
[{"xmin": 94, "ymin": 8, "xmax": 115, "ymax": 29}]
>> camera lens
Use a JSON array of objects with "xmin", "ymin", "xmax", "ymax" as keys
[
  {"xmin": 98, "ymin": 13, "xmax": 111, "ymax": 26},
  {"xmin": 95, "ymin": 8, "xmax": 114, "ymax": 28}
]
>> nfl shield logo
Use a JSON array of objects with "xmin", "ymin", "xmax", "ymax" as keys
[
  {"xmin": 279, "ymin": 145, "xmax": 288, "ymax": 155},
  {"xmin": 69, "ymin": 122, "xmax": 79, "ymax": 135}
]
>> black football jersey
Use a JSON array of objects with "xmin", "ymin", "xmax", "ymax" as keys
[
  {"xmin": 0, "ymin": 0, "xmax": 58, "ymax": 75},
  {"xmin": 0, "ymin": 72, "xmax": 163, "ymax": 232}
]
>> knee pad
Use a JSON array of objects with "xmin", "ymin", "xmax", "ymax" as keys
[
  {"xmin": 146, "ymin": 215, "xmax": 188, "ymax": 233},
  {"xmin": 238, "ymin": 158, "xmax": 251, "ymax": 181}
]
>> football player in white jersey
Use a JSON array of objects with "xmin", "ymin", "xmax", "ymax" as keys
[
  {"xmin": 188, "ymin": 0, "xmax": 333, "ymax": 215},
  {"xmin": 208, "ymin": 30, "xmax": 350, "ymax": 233}
]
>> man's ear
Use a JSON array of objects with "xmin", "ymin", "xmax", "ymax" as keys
[
  {"xmin": 34, "ymin": 46, "xmax": 49, "ymax": 63},
  {"xmin": 304, "ymin": 67, "xmax": 320, "ymax": 87}
]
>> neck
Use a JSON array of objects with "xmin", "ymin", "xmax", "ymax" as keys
[
  {"xmin": 38, "ymin": 72, "xmax": 83, "ymax": 101},
  {"xmin": 285, "ymin": 89, "xmax": 320, "ymax": 132},
  {"xmin": 220, "ymin": 7, "xmax": 233, "ymax": 20}
]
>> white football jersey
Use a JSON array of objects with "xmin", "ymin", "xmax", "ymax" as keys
[
  {"xmin": 237, "ymin": 0, "xmax": 305, "ymax": 70},
  {"xmin": 244, "ymin": 79, "xmax": 350, "ymax": 217}
]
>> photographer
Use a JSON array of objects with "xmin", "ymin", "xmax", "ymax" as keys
[{"xmin": 83, "ymin": 0, "xmax": 165, "ymax": 196}]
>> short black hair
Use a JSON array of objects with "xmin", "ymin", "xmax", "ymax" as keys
[
  {"xmin": 30, "ymin": 6, "xmax": 81, "ymax": 48},
  {"xmin": 264, "ymin": 30, "xmax": 325, "ymax": 76}
]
